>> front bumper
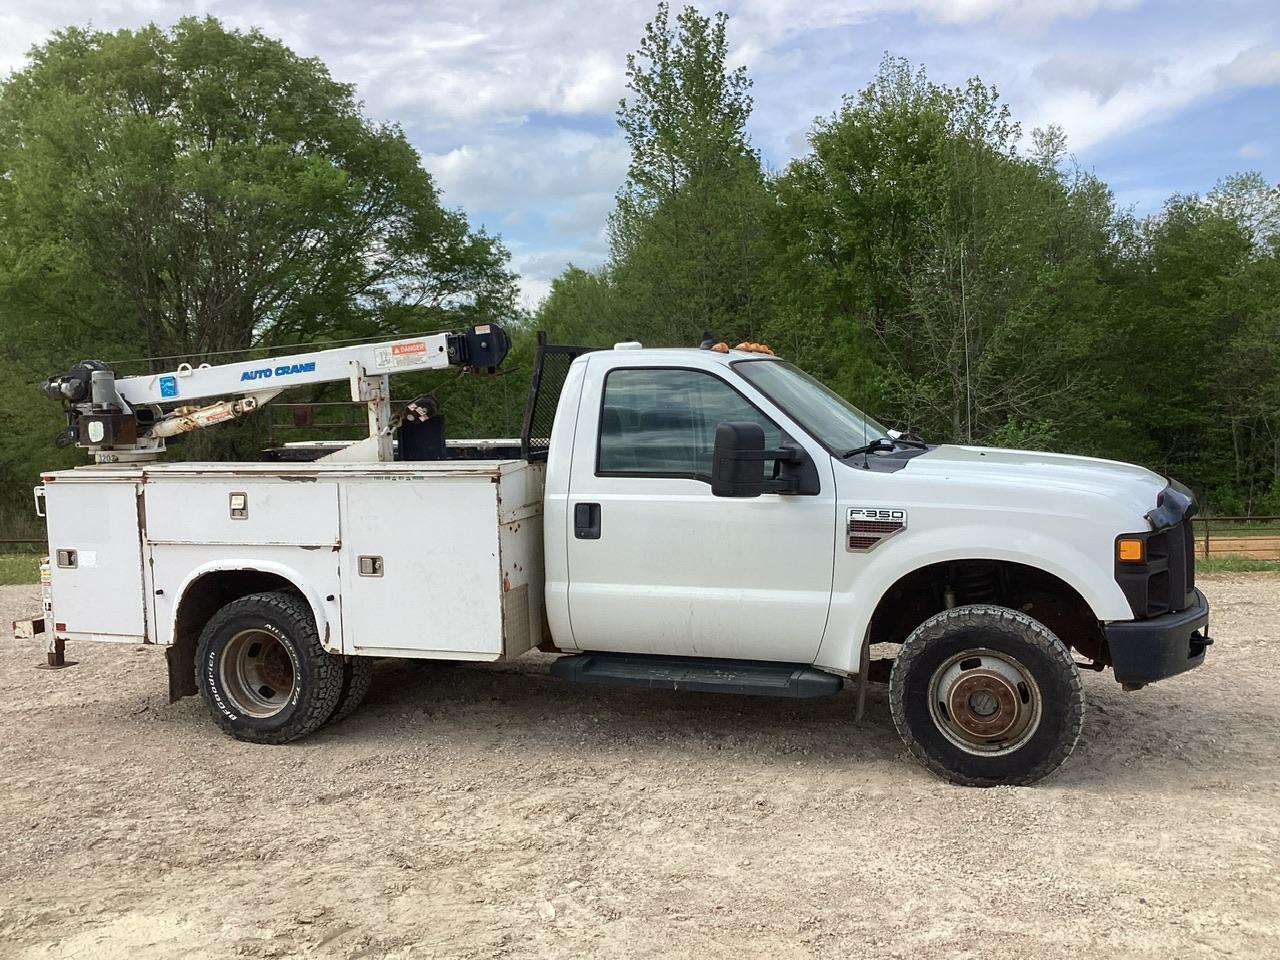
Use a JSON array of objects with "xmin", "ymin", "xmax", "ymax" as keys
[{"xmin": 1104, "ymin": 588, "xmax": 1212, "ymax": 686}]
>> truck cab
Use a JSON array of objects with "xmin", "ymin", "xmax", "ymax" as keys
[
  {"xmin": 537, "ymin": 341, "xmax": 1209, "ymax": 784},
  {"xmin": 546, "ymin": 343, "xmax": 1201, "ymax": 668},
  {"xmin": 23, "ymin": 333, "xmax": 1211, "ymax": 787}
]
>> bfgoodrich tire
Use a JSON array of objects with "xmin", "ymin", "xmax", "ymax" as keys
[
  {"xmin": 889, "ymin": 604, "xmax": 1084, "ymax": 787},
  {"xmin": 195, "ymin": 591, "xmax": 343, "ymax": 744},
  {"xmin": 328, "ymin": 656, "xmax": 375, "ymax": 726}
]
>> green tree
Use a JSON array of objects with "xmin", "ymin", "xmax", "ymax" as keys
[
  {"xmin": 536, "ymin": 266, "xmax": 623, "ymax": 344},
  {"xmin": 0, "ymin": 17, "xmax": 517, "ymax": 365},
  {"xmin": 0, "ymin": 17, "xmax": 517, "ymax": 500},
  {"xmin": 1113, "ymin": 174, "xmax": 1280, "ymax": 508},
  {"xmin": 768, "ymin": 56, "xmax": 1116, "ymax": 441},
  {"xmin": 545, "ymin": 3, "xmax": 771, "ymax": 347}
]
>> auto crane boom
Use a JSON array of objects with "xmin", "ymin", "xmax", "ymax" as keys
[{"xmin": 39, "ymin": 323, "xmax": 511, "ymax": 464}]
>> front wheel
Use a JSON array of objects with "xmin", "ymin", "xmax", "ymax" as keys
[
  {"xmin": 889, "ymin": 604, "xmax": 1084, "ymax": 786},
  {"xmin": 195, "ymin": 591, "xmax": 344, "ymax": 744}
]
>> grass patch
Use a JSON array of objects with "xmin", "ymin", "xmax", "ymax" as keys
[
  {"xmin": 0, "ymin": 553, "xmax": 41, "ymax": 586},
  {"xmin": 1198, "ymin": 556, "xmax": 1280, "ymax": 574}
]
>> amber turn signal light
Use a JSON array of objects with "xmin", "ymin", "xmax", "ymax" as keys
[{"xmin": 1117, "ymin": 538, "xmax": 1145, "ymax": 562}]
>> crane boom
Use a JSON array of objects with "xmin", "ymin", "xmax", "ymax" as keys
[
  {"xmin": 116, "ymin": 332, "xmax": 462, "ymax": 406},
  {"xmin": 39, "ymin": 323, "xmax": 511, "ymax": 464}
]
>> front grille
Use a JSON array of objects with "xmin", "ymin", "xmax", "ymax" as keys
[{"xmin": 1115, "ymin": 518, "xmax": 1197, "ymax": 618}]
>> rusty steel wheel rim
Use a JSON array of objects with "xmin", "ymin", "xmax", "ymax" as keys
[
  {"xmin": 927, "ymin": 648, "xmax": 1042, "ymax": 756},
  {"xmin": 220, "ymin": 629, "xmax": 296, "ymax": 719}
]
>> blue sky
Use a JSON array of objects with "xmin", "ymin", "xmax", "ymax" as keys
[{"xmin": 2, "ymin": 1, "xmax": 1277, "ymax": 306}]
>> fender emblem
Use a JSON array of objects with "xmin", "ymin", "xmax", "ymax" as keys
[{"xmin": 847, "ymin": 507, "xmax": 907, "ymax": 551}]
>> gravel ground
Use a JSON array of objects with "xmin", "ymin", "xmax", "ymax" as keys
[{"xmin": 1, "ymin": 577, "xmax": 1278, "ymax": 960}]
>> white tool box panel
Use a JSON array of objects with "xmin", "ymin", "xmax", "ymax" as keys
[
  {"xmin": 40, "ymin": 459, "xmax": 543, "ymax": 661},
  {"xmin": 44, "ymin": 478, "xmax": 147, "ymax": 639},
  {"xmin": 339, "ymin": 477, "xmax": 504, "ymax": 657},
  {"xmin": 144, "ymin": 478, "xmax": 339, "ymax": 545}
]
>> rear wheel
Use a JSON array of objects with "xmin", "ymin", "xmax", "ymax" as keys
[
  {"xmin": 889, "ymin": 604, "xmax": 1084, "ymax": 786},
  {"xmin": 195, "ymin": 591, "xmax": 343, "ymax": 744},
  {"xmin": 328, "ymin": 657, "xmax": 375, "ymax": 726}
]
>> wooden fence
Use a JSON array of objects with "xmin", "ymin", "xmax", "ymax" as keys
[{"xmin": 1193, "ymin": 516, "xmax": 1280, "ymax": 560}]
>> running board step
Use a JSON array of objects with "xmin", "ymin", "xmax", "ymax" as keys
[{"xmin": 550, "ymin": 653, "xmax": 843, "ymax": 699}]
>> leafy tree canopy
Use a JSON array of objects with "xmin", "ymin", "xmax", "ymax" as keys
[{"xmin": 0, "ymin": 16, "xmax": 517, "ymax": 372}]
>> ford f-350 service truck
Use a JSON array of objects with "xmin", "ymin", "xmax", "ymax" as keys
[{"xmin": 19, "ymin": 327, "xmax": 1212, "ymax": 785}]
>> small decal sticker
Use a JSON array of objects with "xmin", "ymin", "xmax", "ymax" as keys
[{"xmin": 159, "ymin": 375, "xmax": 178, "ymax": 398}]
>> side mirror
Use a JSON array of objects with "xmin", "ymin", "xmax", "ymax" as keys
[
  {"xmin": 712, "ymin": 421, "xmax": 822, "ymax": 498},
  {"xmin": 712, "ymin": 421, "xmax": 767, "ymax": 497}
]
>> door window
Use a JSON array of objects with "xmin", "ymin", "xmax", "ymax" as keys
[{"xmin": 597, "ymin": 368, "xmax": 782, "ymax": 480}]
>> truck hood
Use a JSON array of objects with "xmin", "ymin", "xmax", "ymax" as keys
[{"xmin": 902, "ymin": 444, "xmax": 1168, "ymax": 514}]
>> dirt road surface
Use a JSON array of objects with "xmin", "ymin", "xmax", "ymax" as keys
[{"xmin": 2, "ymin": 577, "xmax": 1278, "ymax": 959}]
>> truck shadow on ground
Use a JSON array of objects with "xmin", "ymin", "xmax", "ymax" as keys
[
  {"xmin": 347, "ymin": 656, "xmax": 895, "ymax": 758},
  {"xmin": 292, "ymin": 655, "xmax": 1243, "ymax": 790}
]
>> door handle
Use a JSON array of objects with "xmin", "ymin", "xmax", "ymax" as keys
[{"xmin": 574, "ymin": 502, "xmax": 601, "ymax": 540}]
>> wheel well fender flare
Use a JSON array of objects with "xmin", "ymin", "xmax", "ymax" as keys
[
  {"xmin": 170, "ymin": 559, "xmax": 334, "ymax": 649},
  {"xmin": 843, "ymin": 550, "xmax": 1106, "ymax": 721},
  {"xmin": 164, "ymin": 560, "xmax": 337, "ymax": 702},
  {"xmin": 822, "ymin": 531, "xmax": 1128, "ymax": 681}
]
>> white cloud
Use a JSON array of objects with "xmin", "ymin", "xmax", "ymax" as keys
[
  {"xmin": 516, "ymin": 276, "xmax": 553, "ymax": 311},
  {"xmin": 1, "ymin": 0, "xmax": 1277, "ymax": 304},
  {"xmin": 422, "ymin": 129, "xmax": 627, "ymax": 209},
  {"xmin": 1021, "ymin": 36, "xmax": 1276, "ymax": 152},
  {"xmin": 1032, "ymin": 53, "xmax": 1157, "ymax": 104},
  {"xmin": 251, "ymin": 1, "xmax": 651, "ymax": 123},
  {"xmin": 1216, "ymin": 44, "xmax": 1280, "ymax": 86}
]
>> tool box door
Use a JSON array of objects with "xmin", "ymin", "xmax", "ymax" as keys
[
  {"xmin": 44, "ymin": 480, "xmax": 147, "ymax": 639},
  {"xmin": 338, "ymin": 478, "xmax": 503, "ymax": 656}
]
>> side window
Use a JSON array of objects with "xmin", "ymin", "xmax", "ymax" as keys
[{"xmin": 597, "ymin": 368, "xmax": 782, "ymax": 479}]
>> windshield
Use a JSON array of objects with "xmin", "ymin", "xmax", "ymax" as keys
[{"xmin": 734, "ymin": 359, "xmax": 889, "ymax": 454}]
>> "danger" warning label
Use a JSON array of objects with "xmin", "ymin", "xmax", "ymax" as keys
[{"xmin": 373, "ymin": 339, "xmax": 434, "ymax": 371}]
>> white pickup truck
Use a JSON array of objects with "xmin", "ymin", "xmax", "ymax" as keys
[{"xmin": 23, "ymin": 331, "xmax": 1211, "ymax": 785}]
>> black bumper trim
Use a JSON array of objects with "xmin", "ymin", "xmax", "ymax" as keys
[{"xmin": 1105, "ymin": 588, "xmax": 1211, "ymax": 686}]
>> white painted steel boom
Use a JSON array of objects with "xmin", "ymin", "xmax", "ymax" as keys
[
  {"xmin": 38, "ymin": 323, "xmax": 510, "ymax": 463},
  {"xmin": 114, "ymin": 332, "xmax": 457, "ymax": 406}
]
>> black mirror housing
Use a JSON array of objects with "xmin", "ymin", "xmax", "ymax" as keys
[
  {"xmin": 712, "ymin": 421, "xmax": 822, "ymax": 497},
  {"xmin": 712, "ymin": 421, "xmax": 768, "ymax": 497}
]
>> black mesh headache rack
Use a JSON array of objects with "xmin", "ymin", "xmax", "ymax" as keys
[{"xmin": 521, "ymin": 332, "xmax": 602, "ymax": 462}]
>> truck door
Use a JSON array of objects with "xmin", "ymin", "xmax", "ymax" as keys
[{"xmin": 564, "ymin": 364, "xmax": 836, "ymax": 662}]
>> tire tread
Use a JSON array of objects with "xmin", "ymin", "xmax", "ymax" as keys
[{"xmin": 328, "ymin": 657, "xmax": 375, "ymax": 725}]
